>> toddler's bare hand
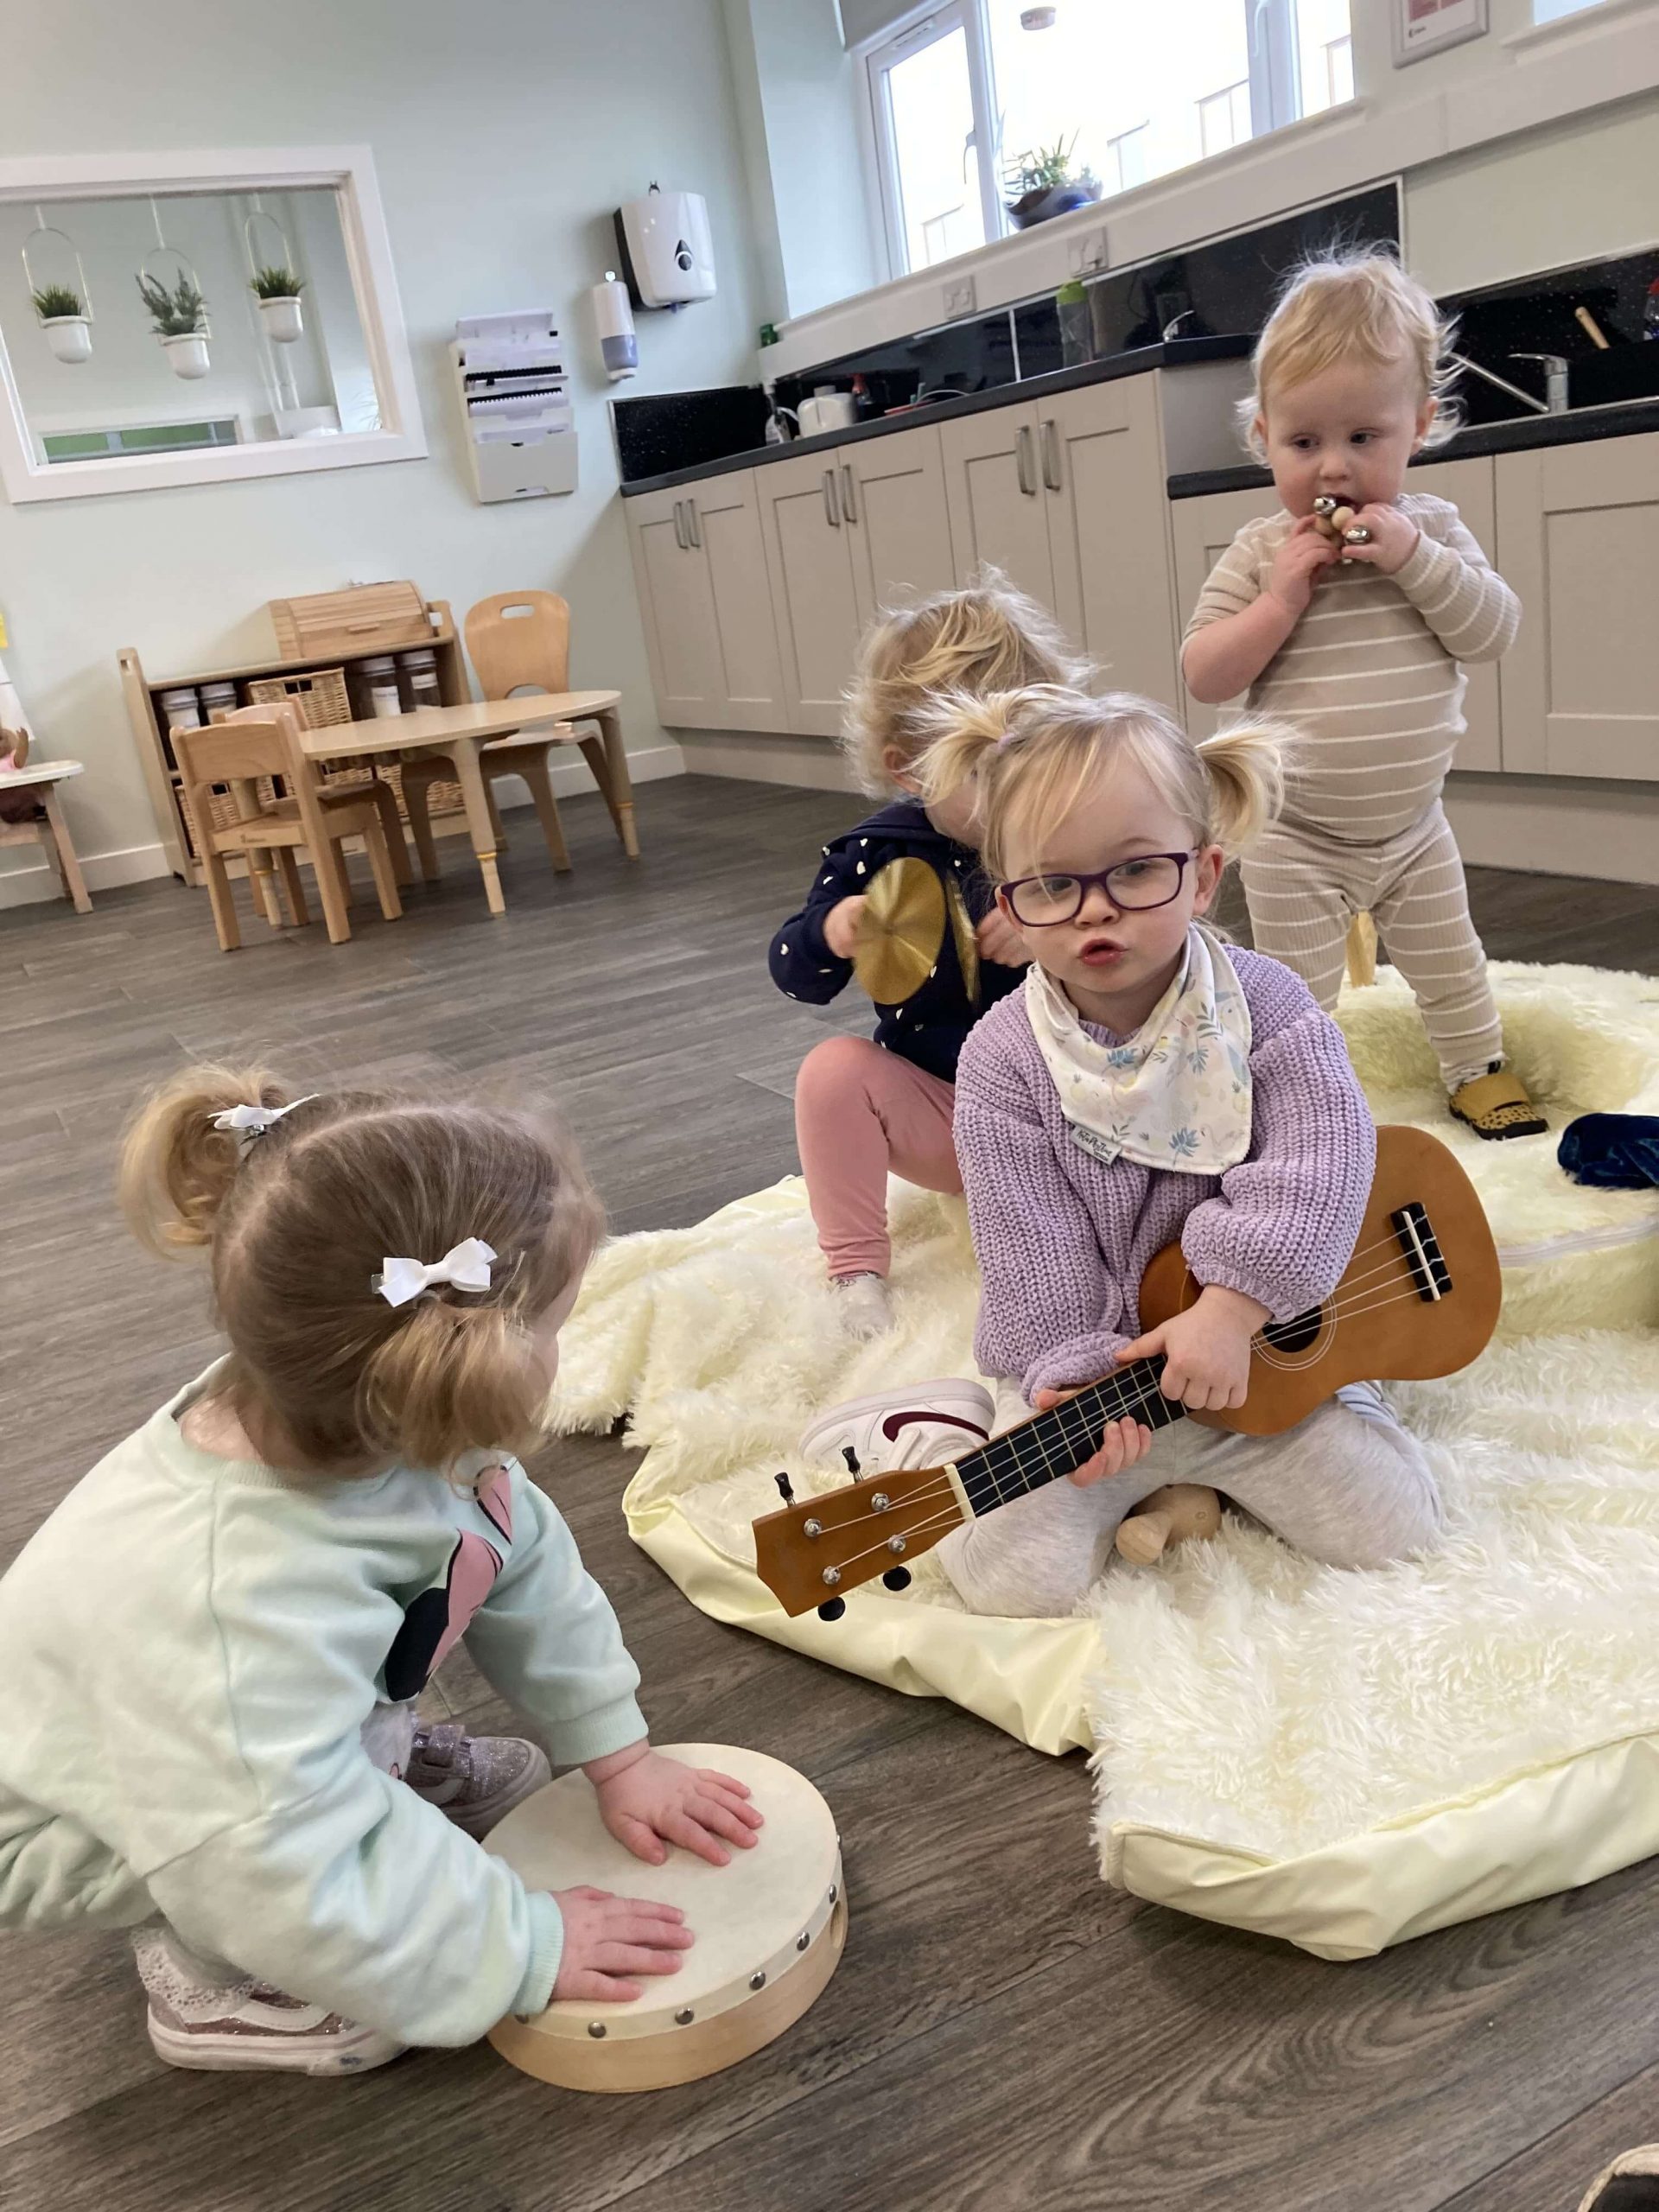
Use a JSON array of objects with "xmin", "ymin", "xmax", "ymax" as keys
[
  {"xmin": 823, "ymin": 895, "xmax": 867, "ymax": 961},
  {"xmin": 1033, "ymin": 1384, "xmax": 1154, "ymax": 1487},
  {"xmin": 550, "ymin": 1885, "xmax": 694, "ymax": 2005},
  {"xmin": 1268, "ymin": 513, "xmax": 1338, "ymax": 616},
  {"xmin": 1339, "ymin": 503, "xmax": 1419, "ymax": 575},
  {"xmin": 594, "ymin": 1747, "xmax": 763, "ymax": 1869},
  {"xmin": 976, "ymin": 906, "xmax": 1031, "ymax": 967}
]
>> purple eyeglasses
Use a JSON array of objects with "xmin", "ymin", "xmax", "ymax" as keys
[{"xmin": 999, "ymin": 850, "xmax": 1198, "ymax": 926}]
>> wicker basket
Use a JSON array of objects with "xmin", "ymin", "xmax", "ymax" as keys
[{"xmin": 245, "ymin": 665, "xmax": 462, "ymax": 821}]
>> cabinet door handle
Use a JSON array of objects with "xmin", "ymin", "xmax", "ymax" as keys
[
  {"xmin": 672, "ymin": 500, "xmax": 688, "ymax": 550},
  {"xmin": 840, "ymin": 464, "xmax": 857, "ymax": 524},
  {"xmin": 823, "ymin": 468, "xmax": 841, "ymax": 526},
  {"xmin": 1041, "ymin": 419, "xmax": 1062, "ymax": 492},
  {"xmin": 685, "ymin": 498, "xmax": 702, "ymax": 548},
  {"xmin": 1015, "ymin": 423, "xmax": 1037, "ymax": 497}
]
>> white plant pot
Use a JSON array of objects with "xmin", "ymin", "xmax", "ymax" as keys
[
  {"xmin": 41, "ymin": 315, "xmax": 92, "ymax": 365},
  {"xmin": 257, "ymin": 295, "xmax": 304, "ymax": 344},
  {"xmin": 162, "ymin": 331, "xmax": 211, "ymax": 380}
]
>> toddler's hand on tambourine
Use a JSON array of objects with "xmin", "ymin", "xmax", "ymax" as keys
[
  {"xmin": 1031, "ymin": 1385, "xmax": 1153, "ymax": 1486},
  {"xmin": 550, "ymin": 1885, "xmax": 694, "ymax": 2005},
  {"xmin": 589, "ymin": 1745, "xmax": 765, "ymax": 1868},
  {"xmin": 822, "ymin": 894, "xmax": 867, "ymax": 960}
]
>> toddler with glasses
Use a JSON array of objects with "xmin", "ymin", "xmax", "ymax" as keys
[
  {"xmin": 769, "ymin": 576, "xmax": 1085, "ymax": 1338},
  {"xmin": 821, "ymin": 683, "xmax": 1442, "ymax": 1619},
  {"xmin": 1184, "ymin": 250, "xmax": 1542, "ymax": 1142}
]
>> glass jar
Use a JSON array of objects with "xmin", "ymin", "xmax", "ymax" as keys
[
  {"xmin": 198, "ymin": 680, "xmax": 238, "ymax": 723},
  {"xmin": 398, "ymin": 647, "xmax": 441, "ymax": 714},
  {"xmin": 159, "ymin": 686, "xmax": 202, "ymax": 731},
  {"xmin": 360, "ymin": 655, "xmax": 403, "ymax": 718}
]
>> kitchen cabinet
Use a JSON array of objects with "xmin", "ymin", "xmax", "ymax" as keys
[
  {"xmin": 842, "ymin": 424, "xmax": 958, "ymax": 627},
  {"xmin": 1497, "ymin": 429, "xmax": 1659, "ymax": 780},
  {"xmin": 623, "ymin": 473, "xmax": 785, "ymax": 732},
  {"xmin": 1167, "ymin": 454, "xmax": 1502, "ymax": 773},
  {"xmin": 940, "ymin": 377, "xmax": 1180, "ymax": 703}
]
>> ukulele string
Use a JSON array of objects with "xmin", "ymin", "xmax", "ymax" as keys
[{"xmin": 798, "ymin": 1261, "xmax": 1447, "ymax": 1546}]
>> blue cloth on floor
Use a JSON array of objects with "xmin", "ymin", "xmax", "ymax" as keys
[{"xmin": 1557, "ymin": 1113, "xmax": 1659, "ymax": 1190}]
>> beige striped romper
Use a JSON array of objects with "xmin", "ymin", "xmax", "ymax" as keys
[{"xmin": 1184, "ymin": 494, "xmax": 1521, "ymax": 1091}]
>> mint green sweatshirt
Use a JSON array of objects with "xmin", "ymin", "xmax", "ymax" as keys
[{"xmin": 0, "ymin": 1366, "xmax": 648, "ymax": 2047}]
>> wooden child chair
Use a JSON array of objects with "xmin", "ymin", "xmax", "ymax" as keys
[
  {"xmin": 398, "ymin": 590, "xmax": 635, "ymax": 881},
  {"xmin": 174, "ymin": 703, "xmax": 404, "ymax": 952},
  {"xmin": 0, "ymin": 721, "xmax": 92, "ymax": 914}
]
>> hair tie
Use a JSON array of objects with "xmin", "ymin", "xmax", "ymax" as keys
[
  {"xmin": 209, "ymin": 1095, "xmax": 318, "ymax": 1153},
  {"xmin": 374, "ymin": 1238, "xmax": 497, "ymax": 1309}
]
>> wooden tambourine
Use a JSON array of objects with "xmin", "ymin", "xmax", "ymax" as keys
[
  {"xmin": 852, "ymin": 855, "xmax": 945, "ymax": 1007},
  {"xmin": 485, "ymin": 1743, "xmax": 846, "ymax": 2094}
]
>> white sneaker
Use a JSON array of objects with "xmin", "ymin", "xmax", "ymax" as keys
[
  {"xmin": 134, "ymin": 1929, "xmax": 407, "ymax": 2077},
  {"xmin": 800, "ymin": 1377, "xmax": 995, "ymax": 1479},
  {"xmin": 831, "ymin": 1273, "xmax": 895, "ymax": 1340}
]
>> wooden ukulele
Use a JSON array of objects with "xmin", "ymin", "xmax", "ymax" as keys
[{"xmin": 753, "ymin": 1126, "xmax": 1499, "ymax": 1618}]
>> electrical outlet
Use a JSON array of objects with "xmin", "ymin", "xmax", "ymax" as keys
[
  {"xmin": 942, "ymin": 276, "xmax": 977, "ymax": 321},
  {"xmin": 1067, "ymin": 227, "xmax": 1108, "ymax": 276}
]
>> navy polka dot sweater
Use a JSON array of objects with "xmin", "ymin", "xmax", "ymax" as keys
[{"xmin": 766, "ymin": 798, "xmax": 1026, "ymax": 1084}]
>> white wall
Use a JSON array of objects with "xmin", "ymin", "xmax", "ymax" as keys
[
  {"xmin": 766, "ymin": 0, "xmax": 1659, "ymax": 373},
  {"xmin": 0, "ymin": 0, "xmax": 763, "ymax": 903}
]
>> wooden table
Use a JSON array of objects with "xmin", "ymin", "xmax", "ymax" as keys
[
  {"xmin": 300, "ymin": 690, "xmax": 633, "ymax": 916},
  {"xmin": 0, "ymin": 759, "xmax": 91, "ymax": 912}
]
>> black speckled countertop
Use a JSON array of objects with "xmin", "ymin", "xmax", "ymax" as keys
[
  {"xmin": 1168, "ymin": 397, "xmax": 1659, "ymax": 498},
  {"xmin": 617, "ymin": 334, "xmax": 1254, "ymax": 497}
]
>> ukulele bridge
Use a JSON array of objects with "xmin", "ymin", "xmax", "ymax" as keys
[{"xmin": 1392, "ymin": 1202, "xmax": 1451, "ymax": 1301}]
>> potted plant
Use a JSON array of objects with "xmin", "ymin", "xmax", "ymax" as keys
[
  {"xmin": 137, "ymin": 270, "xmax": 211, "ymax": 379},
  {"xmin": 31, "ymin": 281, "xmax": 92, "ymax": 365},
  {"xmin": 1003, "ymin": 134, "xmax": 1102, "ymax": 230},
  {"xmin": 250, "ymin": 264, "xmax": 305, "ymax": 344}
]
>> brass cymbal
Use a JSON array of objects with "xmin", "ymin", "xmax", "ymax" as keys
[
  {"xmin": 944, "ymin": 873, "xmax": 980, "ymax": 1010},
  {"xmin": 852, "ymin": 856, "xmax": 945, "ymax": 1006}
]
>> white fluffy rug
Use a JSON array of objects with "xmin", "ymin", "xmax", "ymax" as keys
[{"xmin": 550, "ymin": 961, "xmax": 1659, "ymax": 1942}]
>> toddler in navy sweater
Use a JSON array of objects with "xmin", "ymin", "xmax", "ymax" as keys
[{"xmin": 768, "ymin": 580, "xmax": 1084, "ymax": 1337}]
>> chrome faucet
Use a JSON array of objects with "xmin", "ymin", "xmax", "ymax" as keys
[
  {"xmin": 1448, "ymin": 351, "xmax": 1551, "ymax": 417},
  {"xmin": 1160, "ymin": 308, "xmax": 1196, "ymax": 342},
  {"xmin": 1510, "ymin": 353, "xmax": 1571, "ymax": 413}
]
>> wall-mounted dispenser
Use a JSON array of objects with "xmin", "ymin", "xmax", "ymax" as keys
[
  {"xmin": 613, "ymin": 185, "xmax": 715, "ymax": 310},
  {"xmin": 590, "ymin": 271, "xmax": 638, "ymax": 380}
]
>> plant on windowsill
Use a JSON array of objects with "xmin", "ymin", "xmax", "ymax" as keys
[
  {"xmin": 250, "ymin": 264, "xmax": 305, "ymax": 344},
  {"xmin": 137, "ymin": 270, "xmax": 212, "ymax": 380},
  {"xmin": 1003, "ymin": 133, "xmax": 1101, "ymax": 230},
  {"xmin": 30, "ymin": 282, "xmax": 92, "ymax": 365}
]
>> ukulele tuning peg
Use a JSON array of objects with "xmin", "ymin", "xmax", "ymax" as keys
[
  {"xmin": 817, "ymin": 1597, "xmax": 847, "ymax": 1623},
  {"xmin": 881, "ymin": 1567, "xmax": 912, "ymax": 1592},
  {"xmin": 841, "ymin": 1445, "xmax": 861, "ymax": 1475},
  {"xmin": 774, "ymin": 1472, "xmax": 795, "ymax": 1505}
]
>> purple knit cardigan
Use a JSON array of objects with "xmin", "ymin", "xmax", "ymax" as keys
[{"xmin": 952, "ymin": 947, "xmax": 1376, "ymax": 1403}]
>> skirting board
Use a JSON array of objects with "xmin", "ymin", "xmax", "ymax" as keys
[
  {"xmin": 0, "ymin": 742, "xmax": 686, "ymax": 912},
  {"xmin": 677, "ymin": 729, "xmax": 858, "ymax": 794}
]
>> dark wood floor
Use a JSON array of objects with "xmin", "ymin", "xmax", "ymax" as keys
[{"xmin": 3, "ymin": 777, "xmax": 1656, "ymax": 2212}]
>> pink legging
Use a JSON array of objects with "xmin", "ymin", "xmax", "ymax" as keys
[{"xmin": 794, "ymin": 1035, "xmax": 963, "ymax": 1280}]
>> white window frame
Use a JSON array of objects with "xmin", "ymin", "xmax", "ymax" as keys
[
  {"xmin": 0, "ymin": 144, "xmax": 425, "ymax": 505},
  {"xmin": 859, "ymin": 0, "xmax": 1338, "ymax": 283}
]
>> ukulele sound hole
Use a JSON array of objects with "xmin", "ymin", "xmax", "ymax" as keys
[{"xmin": 1262, "ymin": 1307, "xmax": 1323, "ymax": 1355}]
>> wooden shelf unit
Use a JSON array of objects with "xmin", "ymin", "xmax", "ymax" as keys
[{"xmin": 120, "ymin": 599, "xmax": 469, "ymax": 885}]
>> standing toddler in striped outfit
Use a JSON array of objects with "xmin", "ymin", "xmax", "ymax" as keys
[{"xmin": 1183, "ymin": 251, "xmax": 1545, "ymax": 1141}]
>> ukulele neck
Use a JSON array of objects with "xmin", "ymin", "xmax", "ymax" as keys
[{"xmin": 950, "ymin": 1359, "xmax": 1185, "ymax": 1516}]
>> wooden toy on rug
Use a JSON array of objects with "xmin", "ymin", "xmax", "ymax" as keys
[
  {"xmin": 755, "ymin": 1125, "xmax": 1500, "ymax": 1617},
  {"xmin": 1114, "ymin": 1482, "xmax": 1224, "ymax": 1565},
  {"xmin": 484, "ymin": 1743, "xmax": 844, "ymax": 2091},
  {"xmin": 1313, "ymin": 492, "xmax": 1372, "ymax": 563},
  {"xmin": 1345, "ymin": 910, "xmax": 1379, "ymax": 988}
]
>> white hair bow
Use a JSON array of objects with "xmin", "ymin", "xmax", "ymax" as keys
[
  {"xmin": 375, "ymin": 1237, "xmax": 498, "ymax": 1309},
  {"xmin": 209, "ymin": 1095, "xmax": 318, "ymax": 1148}
]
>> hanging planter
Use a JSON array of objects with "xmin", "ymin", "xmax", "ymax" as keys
[
  {"xmin": 22, "ymin": 217, "xmax": 95, "ymax": 365},
  {"xmin": 251, "ymin": 265, "xmax": 305, "ymax": 343},
  {"xmin": 137, "ymin": 254, "xmax": 212, "ymax": 381}
]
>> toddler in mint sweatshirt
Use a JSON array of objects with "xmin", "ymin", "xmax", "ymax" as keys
[{"xmin": 0, "ymin": 1073, "xmax": 761, "ymax": 2077}]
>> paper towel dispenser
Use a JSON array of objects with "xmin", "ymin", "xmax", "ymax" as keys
[{"xmin": 613, "ymin": 186, "xmax": 715, "ymax": 310}]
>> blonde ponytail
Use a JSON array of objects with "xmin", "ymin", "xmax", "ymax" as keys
[
  {"xmin": 913, "ymin": 686, "xmax": 1023, "ymax": 811},
  {"xmin": 1196, "ymin": 719, "xmax": 1298, "ymax": 856},
  {"xmin": 119, "ymin": 1063, "xmax": 290, "ymax": 1256},
  {"xmin": 359, "ymin": 1300, "xmax": 551, "ymax": 1474}
]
